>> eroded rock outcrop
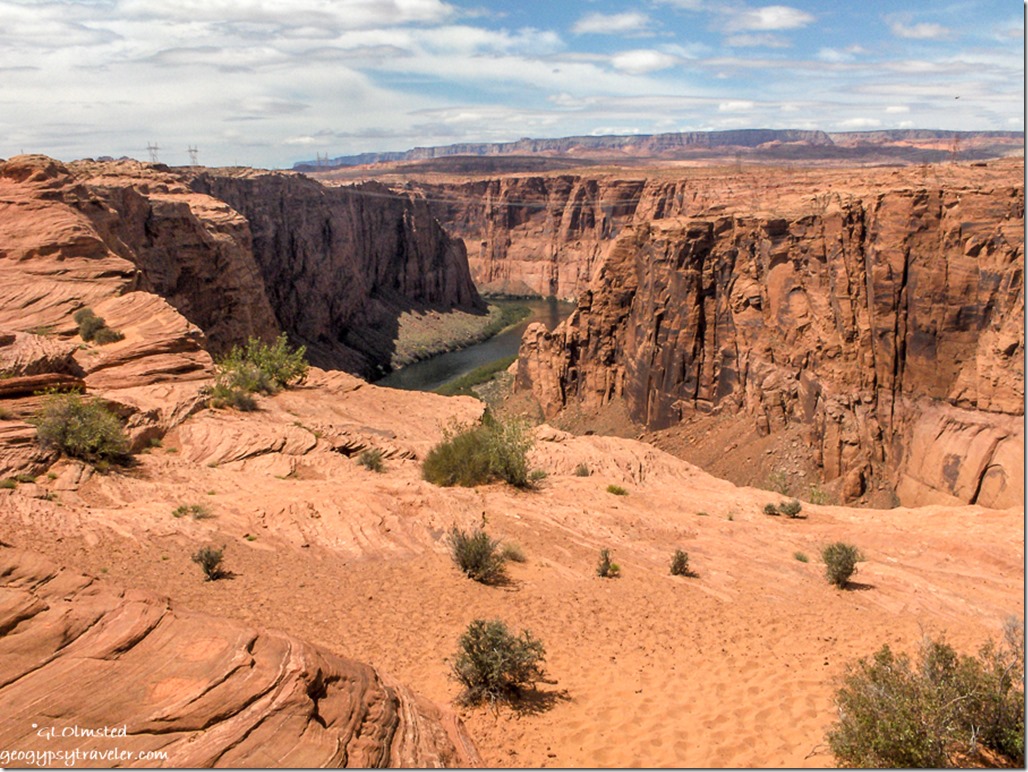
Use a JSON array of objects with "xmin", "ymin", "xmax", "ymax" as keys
[
  {"xmin": 514, "ymin": 162, "xmax": 1024, "ymax": 507},
  {"xmin": 0, "ymin": 548, "xmax": 478, "ymax": 767}
]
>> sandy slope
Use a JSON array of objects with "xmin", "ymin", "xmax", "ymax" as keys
[{"xmin": 0, "ymin": 373, "xmax": 1021, "ymax": 768}]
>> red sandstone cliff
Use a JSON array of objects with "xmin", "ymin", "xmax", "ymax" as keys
[{"xmin": 510, "ymin": 162, "xmax": 1024, "ymax": 508}]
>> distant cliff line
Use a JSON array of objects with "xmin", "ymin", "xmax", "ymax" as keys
[{"xmin": 295, "ymin": 128, "xmax": 1024, "ymax": 170}]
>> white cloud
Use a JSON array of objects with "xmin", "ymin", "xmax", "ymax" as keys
[
  {"xmin": 725, "ymin": 33, "xmax": 791, "ymax": 48},
  {"xmin": 888, "ymin": 20, "xmax": 951, "ymax": 40},
  {"xmin": 718, "ymin": 100, "xmax": 755, "ymax": 112},
  {"xmin": 572, "ymin": 11, "xmax": 652, "ymax": 36},
  {"xmin": 725, "ymin": 5, "xmax": 814, "ymax": 32},
  {"xmin": 884, "ymin": 105, "xmax": 909, "ymax": 114},
  {"xmin": 610, "ymin": 49, "xmax": 678, "ymax": 74},
  {"xmin": 837, "ymin": 117, "xmax": 882, "ymax": 128}
]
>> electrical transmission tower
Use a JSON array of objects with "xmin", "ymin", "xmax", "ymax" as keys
[
  {"xmin": 147, "ymin": 142, "xmax": 160, "ymax": 163},
  {"xmin": 187, "ymin": 146, "xmax": 199, "ymax": 166},
  {"xmin": 316, "ymin": 152, "xmax": 329, "ymax": 167}
]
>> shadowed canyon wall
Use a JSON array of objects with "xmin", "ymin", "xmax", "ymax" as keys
[
  {"xmin": 0, "ymin": 156, "xmax": 481, "ymax": 380},
  {"xmin": 501, "ymin": 163, "xmax": 1023, "ymax": 507}
]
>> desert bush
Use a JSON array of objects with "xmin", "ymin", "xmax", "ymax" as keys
[
  {"xmin": 596, "ymin": 548, "xmax": 620, "ymax": 578},
  {"xmin": 191, "ymin": 545, "xmax": 227, "ymax": 581},
  {"xmin": 0, "ymin": 478, "xmax": 16, "ymax": 490},
  {"xmin": 529, "ymin": 469, "xmax": 547, "ymax": 483},
  {"xmin": 447, "ymin": 526, "xmax": 507, "ymax": 584},
  {"xmin": 606, "ymin": 484, "xmax": 627, "ymax": 496},
  {"xmin": 33, "ymin": 392, "xmax": 129, "ymax": 465},
  {"xmin": 501, "ymin": 542, "xmax": 526, "ymax": 563},
  {"xmin": 827, "ymin": 622, "xmax": 1025, "ymax": 768},
  {"xmin": 574, "ymin": 462, "xmax": 591, "ymax": 477},
  {"xmin": 763, "ymin": 502, "xmax": 779, "ymax": 516},
  {"xmin": 357, "ymin": 448, "xmax": 385, "ymax": 473},
  {"xmin": 794, "ymin": 551, "xmax": 809, "ymax": 563},
  {"xmin": 822, "ymin": 542, "xmax": 863, "ymax": 588},
  {"xmin": 422, "ymin": 415, "xmax": 533, "ymax": 488},
  {"xmin": 767, "ymin": 470, "xmax": 791, "ymax": 495},
  {"xmin": 209, "ymin": 333, "xmax": 308, "ymax": 409},
  {"xmin": 450, "ymin": 619, "xmax": 546, "ymax": 705},
  {"xmin": 670, "ymin": 549, "xmax": 692, "ymax": 577},
  {"xmin": 206, "ymin": 383, "xmax": 258, "ymax": 411},
  {"xmin": 172, "ymin": 503, "xmax": 213, "ymax": 520},
  {"xmin": 808, "ymin": 484, "xmax": 832, "ymax": 505},
  {"xmin": 779, "ymin": 499, "xmax": 802, "ymax": 518},
  {"xmin": 74, "ymin": 308, "xmax": 123, "ymax": 344}
]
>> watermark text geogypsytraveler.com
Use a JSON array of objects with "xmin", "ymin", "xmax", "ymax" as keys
[{"xmin": 0, "ymin": 724, "xmax": 169, "ymax": 767}]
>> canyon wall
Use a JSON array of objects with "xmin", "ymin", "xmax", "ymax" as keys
[
  {"xmin": 509, "ymin": 162, "xmax": 1024, "ymax": 508},
  {"xmin": 192, "ymin": 171, "xmax": 482, "ymax": 375},
  {"xmin": 0, "ymin": 155, "xmax": 482, "ymax": 381}
]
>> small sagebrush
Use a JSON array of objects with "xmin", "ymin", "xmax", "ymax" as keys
[
  {"xmin": 33, "ymin": 392, "xmax": 129, "ymax": 466},
  {"xmin": 779, "ymin": 499, "xmax": 803, "ymax": 517},
  {"xmin": 172, "ymin": 503, "xmax": 214, "ymax": 520},
  {"xmin": 357, "ymin": 448, "xmax": 385, "ymax": 473},
  {"xmin": 822, "ymin": 542, "xmax": 863, "ymax": 588},
  {"xmin": 74, "ymin": 308, "xmax": 123, "ymax": 344},
  {"xmin": 450, "ymin": 619, "xmax": 546, "ymax": 706},
  {"xmin": 606, "ymin": 484, "xmax": 627, "ymax": 496},
  {"xmin": 192, "ymin": 545, "xmax": 227, "ymax": 581},
  {"xmin": 574, "ymin": 463, "xmax": 591, "ymax": 477},
  {"xmin": 670, "ymin": 549, "xmax": 692, "ymax": 577},
  {"xmin": 447, "ymin": 526, "xmax": 507, "ymax": 584},
  {"xmin": 207, "ymin": 333, "xmax": 308, "ymax": 410},
  {"xmin": 596, "ymin": 548, "xmax": 620, "ymax": 578},
  {"xmin": 422, "ymin": 415, "xmax": 532, "ymax": 489}
]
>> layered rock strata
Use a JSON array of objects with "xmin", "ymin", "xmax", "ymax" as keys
[
  {"xmin": 512, "ymin": 162, "xmax": 1024, "ymax": 507},
  {"xmin": 0, "ymin": 548, "xmax": 478, "ymax": 768}
]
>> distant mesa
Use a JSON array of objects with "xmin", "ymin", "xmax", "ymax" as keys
[{"xmin": 294, "ymin": 128, "xmax": 1025, "ymax": 171}]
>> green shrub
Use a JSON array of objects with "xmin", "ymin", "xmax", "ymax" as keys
[
  {"xmin": 763, "ymin": 502, "xmax": 779, "ymax": 516},
  {"xmin": 192, "ymin": 545, "xmax": 227, "ymax": 581},
  {"xmin": 827, "ymin": 622, "xmax": 1025, "ymax": 768},
  {"xmin": 447, "ymin": 526, "xmax": 507, "ymax": 584},
  {"xmin": 173, "ymin": 504, "xmax": 213, "ymax": 520},
  {"xmin": 357, "ymin": 448, "xmax": 385, "ymax": 473},
  {"xmin": 779, "ymin": 499, "xmax": 803, "ymax": 517},
  {"xmin": 574, "ymin": 463, "xmax": 591, "ymax": 477},
  {"xmin": 73, "ymin": 308, "xmax": 123, "ymax": 344},
  {"xmin": 606, "ymin": 484, "xmax": 628, "ymax": 496},
  {"xmin": 822, "ymin": 542, "xmax": 863, "ymax": 588},
  {"xmin": 210, "ymin": 333, "xmax": 308, "ymax": 407},
  {"xmin": 422, "ymin": 415, "xmax": 533, "ymax": 488},
  {"xmin": 450, "ymin": 618, "xmax": 546, "ymax": 706},
  {"xmin": 0, "ymin": 478, "xmax": 16, "ymax": 490},
  {"xmin": 33, "ymin": 392, "xmax": 129, "ymax": 465},
  {"xmin": 529, "ymin": 469, "xmax": 547, "ymax": 483},
  {"xmin": 596, "ymin": 548, "xmax": 620, "ymax": 578},
  {"xmin": 206, "ymin": 383, "xmax": 258, "ymax": 411},
  {"xmin": 794, "ymin": 551, "xmax": 809, "ymax": 563},
  {"xmin": 670, "ymin": 549, "xmax": 692, "ymax": 577}
]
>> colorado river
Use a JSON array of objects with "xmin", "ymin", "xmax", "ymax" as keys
[{"xmin": 375, "ymin": 298, "xmax": 574, "ymax": 392}]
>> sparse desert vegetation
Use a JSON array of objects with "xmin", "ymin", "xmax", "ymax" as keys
[
  {"xmin": 32, "ymin": 392, "xmax": 129, "ymax": 466},
  {"xmin": 422, "ymin": 414, "xmax": 532, "ymax": 488},
  {"xmin": 822, "ymin": 542, "xmax": 863, "ymax": 588},
  {"xmin": 74, "ymin": 307, "xmax": 123, "ymax": 344},
  {"xmin": 207, "ymin": 333, "xmax": 308, "ymax": 410},
  {"xmin": 357, "ymin": 448, "xmax": 385, "ymax": 472},
  {"xmin": 451, "ymin": 619, "xmax": 546, "ymax": 706},
  {"xmin": 596, "ymin": 548, "xmax": 621, "ymax": 578},
  {"xmin": 447, "ymin": 526, "xmax": 508, "ymax": 584},
  {"xmin": 827, "ymin": 622, "xmax": 1025, "ymax": 767},
  {"xmin": 192, "ymin": 545, "xmax": 227, "ymax": 581}
]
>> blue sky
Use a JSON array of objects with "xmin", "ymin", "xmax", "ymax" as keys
[{"xmin": 0, "ymin": 1, "xmax": 1022, "ymax": 168}]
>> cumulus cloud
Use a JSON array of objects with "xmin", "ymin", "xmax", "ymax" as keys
[
  {"xmin": 610, "ymin": 49, "xmax": 679, "ymax": 74},
  {"xmin": 888, "ymin": 19, "xmax": 951, "ymax": 40},
  {"xmin": 725, "ymin": 33, "xmax": 791, "ymax": 48},
  {"xmin": 572, "ymin": 11, "xmax": 652, "ymax": 36},
  {"xmin": 725, "ymin": 5, "xmax": 814, "ymax": 32}
]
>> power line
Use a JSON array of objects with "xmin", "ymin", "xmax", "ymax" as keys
[
  {"xmin": 187, "ymin": 145, "xmax": 199, "ymax": 166},
  {"xmin": 147, "ymin": 142, "xmax": 160, "ymax": 163}
]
